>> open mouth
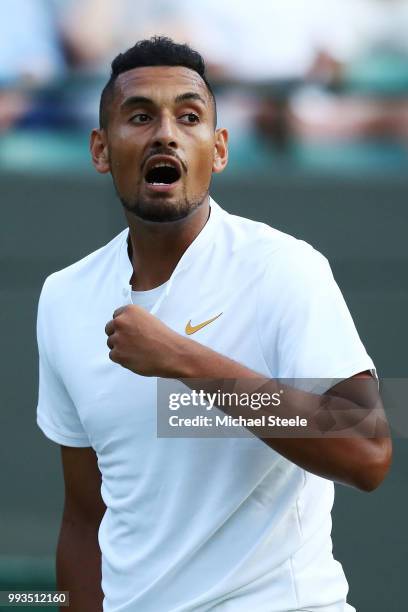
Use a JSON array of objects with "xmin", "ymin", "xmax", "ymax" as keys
[{"xmin": 145, "ymin": 163, "xmax": 181, "ymax": 186}]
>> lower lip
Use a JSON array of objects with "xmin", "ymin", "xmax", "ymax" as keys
[{"xmin": 144, "ymin": 179, "xmax": 181, "ymax": 193}]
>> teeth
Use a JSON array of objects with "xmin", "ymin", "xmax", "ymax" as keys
[{"xmin": 150, "ymin": 162, "xmax": 177, "ymax": 170}]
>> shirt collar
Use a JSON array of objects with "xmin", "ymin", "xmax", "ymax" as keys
[{"xmin": 117, "ymin": 197, "xmax": 223, "ymax": 295}]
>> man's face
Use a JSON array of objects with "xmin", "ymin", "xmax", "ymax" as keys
[{"xmin": 93, "ymin": 65, "xmax": 227, "ymax": 222}]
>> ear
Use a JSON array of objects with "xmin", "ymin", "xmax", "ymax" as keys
[
  {"xmin": 212, "ymin": 128, "xmax": 228, "ymax": 174},
  {"xmin": 90, "ymin": 128, "xmax": 110, "ymax": 174}
]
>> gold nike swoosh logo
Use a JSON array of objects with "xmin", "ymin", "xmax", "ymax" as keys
[{"xmin": 185, "ymin": 312, "xmax": 223, "ymax": 335}]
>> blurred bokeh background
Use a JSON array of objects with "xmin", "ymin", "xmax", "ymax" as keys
[
  {"xmin": 4, "ymin": 0, "xmax": 408, "ymax": 171},
  {"xmin": 1, "ymin": 1, "xmax": 407, "ymax": 611}
]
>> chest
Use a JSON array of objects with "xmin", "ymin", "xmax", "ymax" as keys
[{"xmin": 55, "ymin": 260, "xmax": 277, "ymax": 450}]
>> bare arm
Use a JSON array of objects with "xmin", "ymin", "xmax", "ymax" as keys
[
  {"xmin": 105, "ymin": 305, "xmax": 392, "ymax": 492},
  {"xmin": 57, "ymin": 445, "xmax": 106, "ymax": 612},
  {"xmin": 175, "ymin": 344, "xmax": 392, "ymax": 492}
]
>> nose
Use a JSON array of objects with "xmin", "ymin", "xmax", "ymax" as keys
[{"xmin": 151, "ymin": 114, "xmax": 177, "ymax": 149}]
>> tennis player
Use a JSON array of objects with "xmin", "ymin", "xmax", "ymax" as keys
[{"xmin": 36, "ymin": 37, "xmax": 391, "ymax": 612}]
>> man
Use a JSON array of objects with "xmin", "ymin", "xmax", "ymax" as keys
[{"xmin": 36, "ymin": 37, "xmax": 391, "ymax": 612}]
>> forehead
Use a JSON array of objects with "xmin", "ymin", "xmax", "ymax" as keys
[{"xmin": 114, "ymin": 65, "xmax": 211, "ymax": 106}]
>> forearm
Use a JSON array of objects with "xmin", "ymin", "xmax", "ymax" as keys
[
  {"xmin": 56, "ymin": 512, "xmax": 103, "ymax": 612},
  {"xmin": 171, "ymin": 337, "xmax": 391, "ymax": 491},
  {"xmin": 105, "ymin": 306, "xmax": 391, "ymax": 489}
]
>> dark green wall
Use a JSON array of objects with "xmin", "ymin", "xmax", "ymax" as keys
[{"xmin": 1, "ymin": 170, "xmax": 406, "ymax": 611}]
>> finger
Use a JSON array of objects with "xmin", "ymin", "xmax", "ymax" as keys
[
  {"xmin": 106, "ymin": 334, "xmax": 114, "ymax": 350},
  {"xmin": 109, "ymin": 349, "xmax": 119, "ymax": 363},
  {"xmin": 105, "ymin": 320, "xmax": 115, "ymax": 336},
  {"xmin": 113, "ymin": 306, "xmax": 127, "ymax": 319}
]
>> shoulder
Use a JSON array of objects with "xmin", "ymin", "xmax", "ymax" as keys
[
  {"xmin": 38, "ymin": 229, "xmax": 127, "ymax": 309},
  {"xmin": 217, "ymin": 203, "xmax": 330, "ymax": 277}
]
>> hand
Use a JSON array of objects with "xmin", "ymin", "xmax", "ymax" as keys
[{"xmin": 105, "ymin": 305, "xmax": 186, "ymax": 377}]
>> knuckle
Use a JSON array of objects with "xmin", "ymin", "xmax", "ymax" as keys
[
  {"xmin": 114, "ymin": 317, "xmax": 125, "ymax": 331},
  {"xmin": 111, "ymin": 346, "xmax": 125, "ymax": 362},
  {"xmin": 109, "ymin": 348, "xmax": 125, "ymax": 365},
  {"xmin": 113, "ymin": 305, "xmax": 126, "ymax": 319}
]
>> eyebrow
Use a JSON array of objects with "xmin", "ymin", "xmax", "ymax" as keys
[
  {"xmin": 120, "ymin": 96, "xmax": 154, "ymax": 111},
  {"xmin": 174, "ymin": 92, "xmax": 207, "ymax": 106},
  {"xmin": 120, "ymin": 92, "xmax": 207, "ymax": 111}
]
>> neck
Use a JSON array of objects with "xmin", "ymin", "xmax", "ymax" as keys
[{"xmin": 125, "ymin": 196, "xmax": 210, "ymax": 291}]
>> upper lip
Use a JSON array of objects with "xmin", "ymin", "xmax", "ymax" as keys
[{"xmin": 143, "ymin": 155, "xmax": 183, "ymax": 178}]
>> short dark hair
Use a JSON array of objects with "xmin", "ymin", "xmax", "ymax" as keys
[{"xmin": 99, "ymin": 36, "xmax": 217, "ymax": 129}]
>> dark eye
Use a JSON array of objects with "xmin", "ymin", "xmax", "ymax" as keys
[
  {"xmin": 181, "ymin": 113, "xmax": 199, "ymax": 124},
  {"xmin": 131, "ymin": 114, "xmax": 151, "ymax": 124}
]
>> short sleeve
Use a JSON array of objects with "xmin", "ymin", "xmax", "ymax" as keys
[
  {"xmin": 36, "ymin": 278, "xmax": 91, "ymax": 447},
  {"xmin": 257, "ymin": 243, "xmax": 376, "ymax": 390}
]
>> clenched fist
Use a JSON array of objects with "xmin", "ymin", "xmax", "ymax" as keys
[{"xmin": 105, "ymin": 305, "xmax": 189, "ymax": 377}]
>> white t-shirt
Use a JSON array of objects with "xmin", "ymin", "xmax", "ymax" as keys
[
  {"xmin": 36, "ymin": 198, "xmax": 373, "ymax": 612},
  {"xmin": 131, "ymin": 281, "xmax": 169, "ymax": 310}
]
